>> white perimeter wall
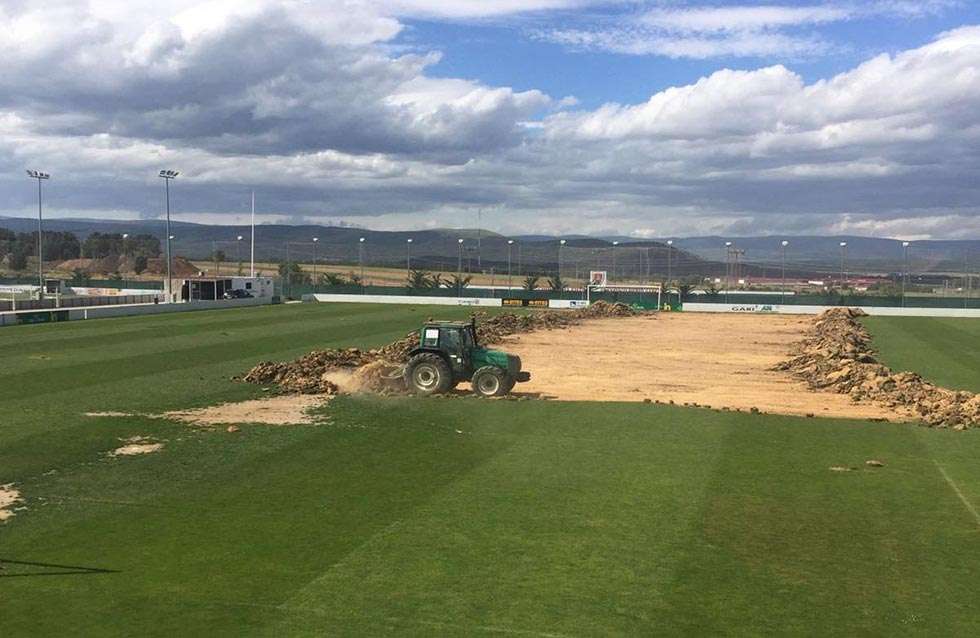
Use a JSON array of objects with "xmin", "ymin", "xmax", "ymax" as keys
[
  {"xmin": 0, "ymin": 297, "xmax": 272, "ymax": 326},
  {"xmin": 682, "ymin": 302, "xmax": 980, "ymax": 318},
  {"xmin": 305, "ymin": 293, "xmax": 588, "ymax": 310}
]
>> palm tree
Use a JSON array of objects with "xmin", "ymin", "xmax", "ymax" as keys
[{"xmin": 547, "ymin": 274, "xmax": 565, "ymax": 292}]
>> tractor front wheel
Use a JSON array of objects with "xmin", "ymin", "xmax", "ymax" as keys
[
  {"xmin": 406, "ymin": 354, "xmax": 453, "ymax": 395},
  {"xmin": 471, "ymin": 366, "xmax": 510, "ymax": 397}
]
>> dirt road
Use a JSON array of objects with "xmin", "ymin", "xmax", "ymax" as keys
[{"xmin": 501, "ymin": 312, "xmax": 910, "ymax": 421}]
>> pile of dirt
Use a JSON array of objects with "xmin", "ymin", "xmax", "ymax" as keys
[
  {"xmin": 238, "ymin": 301, "xmax": 640, "ymax": 395},
  {"xmin": 0, "ymin": 483, "xmax": 22, "ymax": 522},
  {"xmin": 775, "ymin": 308, "xmax": 980, "ymax": 429}
]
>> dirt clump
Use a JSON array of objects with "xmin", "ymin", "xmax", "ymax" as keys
[
  {"xmin": 775, "ymin": 308, "xmax": 980, "ymax": 429},
  {"xmin": 110, "ymin": 436, "xmax": 164, "ymax": 457},
  {"xmin": 238, "ymin": 302, "xmax": 640, "ymax": 395},
  {"xmin": 0, "ymin": 484, "xmax": 23, "ymax": 522}
]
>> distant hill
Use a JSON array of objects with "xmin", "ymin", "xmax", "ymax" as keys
[
  {"xmin": 2, "ymin": 216, "xmax": 973, "ymax": 277},
  {"xmin": 0, "ymin": 216, "xmax": 711, "ymax": 278}
]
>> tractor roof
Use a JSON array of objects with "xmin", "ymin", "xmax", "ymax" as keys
[{"xmin": 424, "ymin": 320, "xmax": 472, "ymax": 328}]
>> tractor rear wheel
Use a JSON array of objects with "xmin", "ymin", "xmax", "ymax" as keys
[
  {"xmin": 471, "ymin": 366, "xmax": 509, "ymax": 397},
  {"xmin": 406, "ymin": 353, "xmax": 453, "ymax": 395}
]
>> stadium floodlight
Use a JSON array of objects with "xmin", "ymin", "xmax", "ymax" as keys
[
  {"xmin": 839, "ymin": 241, "xmax": 848, "ymax": 284},
  {"xmin": 665, "ymin": 239, "xmax": 674, "ymax": 291},
  {"xmin": 558, "ymin": 239, "xmax": 567, "ymax": 283},
  {"xmin": 902, "ymin": 241, "xmax": 911, "ymax": 306},
  {"xmin": 236, "ymin": 235, "xmax": 244, "ymax": 276},
  {"xmin": 406, "ymin": 238, "xmax": 413, "ymax": 273},
  {"xmin": 26, "ymin": 170, "xmax": 51, "ymax": 297},
  {"xmin": 358, "ymin": 237, "xmax": 366, "ymax": 286},
  {"xmin": 781, "ymin": 240, "xmax": 789, "ymax": 303},
  {"xmin": 506, "ymin": 240, "xmax": 514, "ymax": 289},
  {"xmin": 312, "ymin": 237, "xmax": 319, "ymax": 292},
  {"xmin": 158, "ymin": 170, "xmax": 179, "ymax": 302}
]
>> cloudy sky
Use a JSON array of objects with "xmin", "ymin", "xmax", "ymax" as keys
[{"xmin": 2, "ymin": 0, "xmax": 979, "ymax": 239}]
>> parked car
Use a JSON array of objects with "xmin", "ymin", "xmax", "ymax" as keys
[{"xmin": 223, "ymin": 289, "xmax": 254, "ymax": 299}]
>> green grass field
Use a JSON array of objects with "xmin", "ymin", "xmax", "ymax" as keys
[
  {"xmin": 863, "ymin": 316, "xmax": 980, "ymax": 393},
  {"xmin": 3, "ymin": 304, "xmax": 980, "ymax": 636}
]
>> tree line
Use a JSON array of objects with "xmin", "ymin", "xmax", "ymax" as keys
[{"xmin": 0, "ymin": 228, "xmax": 161, "ymax": 272}]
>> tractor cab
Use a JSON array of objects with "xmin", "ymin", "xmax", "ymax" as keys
[
  {"xmin": 418, "ymin": 320, "xmax": 479, "ymax": 377},
  {"xmin": 404, "ymin": 317, "xmax": 530, "ymax": 397}
]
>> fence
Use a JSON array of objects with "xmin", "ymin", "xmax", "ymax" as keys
[
  {"xmin": 0, "ymin": 294, "xmax": 162, "ymax": 312},
  {"xmin": 0, "ymin": 276, "xmax": 164, "ymax": 290}
]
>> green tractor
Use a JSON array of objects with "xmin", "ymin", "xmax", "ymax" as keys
[{"xmin": 404, "ymin": 318, "xmax": 531, "ymax": 397}]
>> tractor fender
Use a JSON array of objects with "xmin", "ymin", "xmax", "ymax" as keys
[{"xmin": 407, "ymin": 347, "xmax": 452, "ymax": 367}]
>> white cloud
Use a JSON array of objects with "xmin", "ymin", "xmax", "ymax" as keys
[
  {"xmin": 535, "ymin": 1, "xmax": 961, "ymax": 59},
  {"xmin": 639, "ymin": 5, "xmax": 848, "ymax": 33},
  {"xmin": 0, "ymin": 5, "xmax": 979, "ymax": 239}
]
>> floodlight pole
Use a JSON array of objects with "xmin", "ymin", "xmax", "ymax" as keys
[
  {"xmin": 666, "ymin": 239, "xmax": 673, "ymax": 302},
  {"xmin": 724, "ymin": 241, "xmax": 733, "ymax": 304},
  {"xmin": 26, "ymin": 170, "xmax": 50, "ymax": 298},
  {"xmin": 507, "ymin": 239, "xmax": 513, "ymax": 289},
  {"xmin": 312, "ymin": 237, "xmax": 319, "ymax": 293},
  {"xmin": 406, "ymin": 238, "xmax": 413, "ymax": 274},
  {"xmin": 250, "ymin": 191, "xmax": 256, "ymax": 277},
  {"xmin": 358, "ymin": 237, "xmax": 365, "ymax": 291},
  {"xmin": 457, "ymin": 238, "xmax": 464, "ymax": 296},
  {"xmin": 902, "ymin": 241, "xmax": 910, "ymax": 307},
  {"xmin": 781, "ymin": 240, "xmax": 789, "ymax": 304},
  {"xmin": 159, "ymin": 170, "xmax": 178, "ymax": 302},
  {"xmin": 612, "ymin": 241, "xmax": 619, "ymax": 280},
  {"xmin": 839, "ymin": 241, "xmax": 847, "ymax": 286}
]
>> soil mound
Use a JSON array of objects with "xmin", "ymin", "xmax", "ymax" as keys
[
  {"xmin": 239, "ymin": 302, "xmax": 640, "ymax": 395},
  {"xmin": 775, "ymin": 308, "xmax": 980, "ymax": 429}
]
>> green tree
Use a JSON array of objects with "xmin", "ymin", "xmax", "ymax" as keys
[
  {"xmin": 547, "ymin": 274, "xmax": 565, "ymax": 292},
  {"xmin": 133, "ymin": 255, "xmax": 148, "ymax": 275},
  {"xmin": 278, "ymin": 261, "xmax": 310, "ymax": 285},
  {"xmin": 9, "ymin": 248, "xmax": 28, "ymax": 271},
  {"xmin": 522, "ymin": 275, "xmax": 539, "ymax": 291},
  {"xmin": 321, "ymin": 272, "xmax": 348, "ymax": 286},
  {"xmin": 70, "ymin": 268, "xmax": 90, "ymax": 285}
]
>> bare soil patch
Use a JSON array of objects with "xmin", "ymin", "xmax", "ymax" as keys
[
  {"xmin": 163, "ymin": 394, "xmax": 330, "ymax": 426},
  {"xmin": 502, "ymin": 312, "xmax": 907, "ymax": 421},
  {"xmin": 110, "ymin": 436, "xmax": 164, "ymax": 457},
  {"xmin": 0, "ymin": 484, "xmax": 22, "ymax": 522},
  {"xmin": 238, "ymin": 302, "xmax": 639, "ymax": 394}
]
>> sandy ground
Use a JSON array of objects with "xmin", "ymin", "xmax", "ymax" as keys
[
  {"xmin": 86, "ymin": 394, "xmax": 331, "ymax": 427},
  {"xmin": 162, "ymin": 394, "xmax": 329, "ymax": 426},
  {"xmin": 501, "ymin": 313, "xmax": 909, "ymax": 421},
  {"xmin": 0, "ymin": 483, "xmax": 23, "ymax": 521}
]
